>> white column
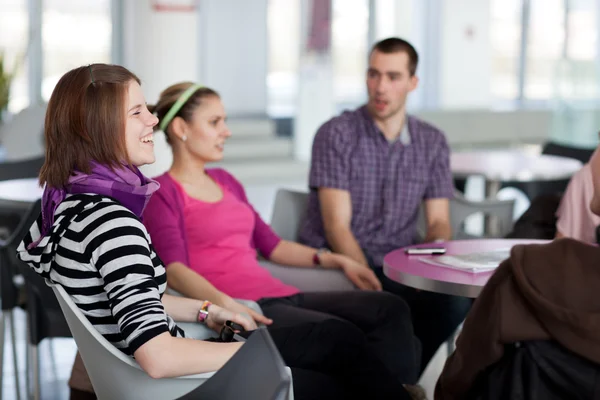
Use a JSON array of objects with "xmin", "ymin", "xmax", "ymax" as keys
[
  {"xmin": 199, "ymin": 0, "xmax": 268, "ymax": 116},
  {"xmin": 293, "ymin": 0, "xmax": 334, "ymax": 162},
  {"xmin": 439, "ymin": 0, "xmax": 491, "ymax": 108},
  {"xmin": 122, "ymin": 0, "xmax": 199, "ymax": 177},
  {"xmin": 123, "ymin": 0, "xmax": 270, "ymax": 177}
]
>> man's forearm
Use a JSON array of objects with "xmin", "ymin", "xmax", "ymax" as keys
[
  {"xmin": 325, "ymin": 226, "xmax": 369, "ymax": 266},
  {"xmin": 424, "ymin": 222, "xmax": 452, "ymax": 243}
]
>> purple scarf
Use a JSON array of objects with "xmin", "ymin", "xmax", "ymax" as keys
[{"xmin": 34, "ymin": 162, "xmax": 159, "ymax": 247}]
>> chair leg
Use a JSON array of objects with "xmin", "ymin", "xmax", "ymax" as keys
[
  {"xmin": 8, "ymin": 311, "xmax": 21, "ymax": 400},
  {"xmin": 25, "ymin": 317, "xmax": 29, "ymax": 400},
  {"xmin": 446, "ymin": 332, "xmax": 456, "ymax": 357},
  {"xmin": 47, "ymin": 340, "xmax": 58, "ymax": 382},
  {"xmin": 0, "ymin": 311, "xmax": 5, "ymax": 400},
  {"xmin": 30, "ymin": 344, "xmax": 39, "ymax": 400}
]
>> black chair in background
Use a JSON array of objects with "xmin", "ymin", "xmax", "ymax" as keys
[
  {"xmin": 542, "ymin": 141, "xmax": 595, "ymax": 164},
  {"xmin": 0, "ymin": 156, "xmax": 45, "ymax": 239},
  {"xmin": 0, "ymin": 199, "xmax": 43, "ymax": 400},
  {"xmin": 19, "ymin": 260, "xmax": 72, "ymax": 400},
  {"xmin": 498, "ymin": 142, "xmax": 592, "ymax": 201},
  {"xmin": 9, "ymin": 199, "xmax": 72, "ymax": 400},
  {"xmin": 454, "ymin": 141, "xmax": 593, "ymax": 197}
]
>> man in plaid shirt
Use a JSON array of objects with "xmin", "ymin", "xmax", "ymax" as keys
[{"xmin": 299, "ymin": 37, "xmax": 471, "ymax": 374}]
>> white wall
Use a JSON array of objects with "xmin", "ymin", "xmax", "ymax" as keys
[
  {"xmin": 122, "ymin": 0, "xmax": 270, "ymax": 177},
  {"xmin": 200, "ymin": 0, "xmax": 268, "ymax": 115},
  {"xmin": 293, "ymin": 0, "xmax": 334, "ymax": 162},
  {"xmin": 123, "ymin": 1, "xmax": 198, "ymax": 177},
  {"xmin": 439, "ymin": 0, "xmax": 491, "ymax": 109},
  {"xmin": 122, "ymin": 1, "xmax": 199, "ymax": 105}
]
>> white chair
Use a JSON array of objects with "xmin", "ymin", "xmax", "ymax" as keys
[{"xmin": 51, "ymin": 283, "xmax": 293, "ymax": 400}]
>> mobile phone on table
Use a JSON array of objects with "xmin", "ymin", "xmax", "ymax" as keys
[{"xmin": 404, "ymin": 247, "xmax": 446, "ymax": 255}]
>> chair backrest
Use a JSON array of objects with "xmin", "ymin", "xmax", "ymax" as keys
[
  {"xmin": 0, "ymin": 199, "xmax": 42, "ymax": 310},
  {"xmin": 0, "ymin": 156, "xmax": 44, "ymax": 181},
  {"xmin": 19, "ymin": 259, "xmax": 72, "ymax": 345},
  {"xmin": 274, "ymin": 188, "xmax": 515, "ymax": 241},
  {"xmin": 271, "ymin": 189, "xmax": 309, "ymax": 241},
  {"xmin": 0, "ymin": 104, "xmax": 46, "ymax": 161},
  {"xmin": 417, "ymin": 193, "xmax": 516, "ymax": 240},
  {"xmin": 449, "ymin": 194, "xmax": 515, "ymax": 239},
  {"xmin": 542, "ymin": 141, "xmax": 595, "ymax": 164},
  {"xmin": 177, "ymin": 328, "xmax": 292, "ymax": 400},
  {"xmin": 51, "ymin": 284, "xmax": 210, "ymax": 400},
  {"xmin": 52, "ymin": 284, "xmax": 293, "ymax": 400}
]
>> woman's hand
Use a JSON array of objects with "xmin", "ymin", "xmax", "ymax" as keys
[
  {"xmin": 221, "ymin": 297, "xmax": 273, "ymax": 326},
  {"xmin": 321, "ymin": 253, "xmax": 382, "ymax": 291},
  {"xmin": 204, "ymin": 304, "xmax": 258, "ymax": 333}
]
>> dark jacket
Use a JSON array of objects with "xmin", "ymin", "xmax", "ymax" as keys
[{"xmin": 436, "ymin": 238, "xmax": 600, "ymax": 399}]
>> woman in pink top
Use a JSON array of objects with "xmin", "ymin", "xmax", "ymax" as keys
[
  {"xmin": 144, "ymin": 83, "xmax": 425, "ymax": 398},
  {"xmin": 555, "ymin": 163, "xmax": 600, "ymax": 243}
]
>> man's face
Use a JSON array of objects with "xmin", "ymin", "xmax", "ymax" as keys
[{"xmin": 366, "ymin": 50, "xmax": 418, "ymax": 122}]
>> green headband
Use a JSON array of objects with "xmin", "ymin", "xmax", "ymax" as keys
[{"xmin": 159, "ymin": 83, "xmax": 203, "ymax": 132}]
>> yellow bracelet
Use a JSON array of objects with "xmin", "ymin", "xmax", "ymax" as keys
[{"xmin": 197, "ymin": 300, "xmax": 212, "ymax": 323}]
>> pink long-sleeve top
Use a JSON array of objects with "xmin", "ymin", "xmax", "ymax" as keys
[{"xmin": 143, "ymin": 169, "xmax": 299, "ymax": 301}]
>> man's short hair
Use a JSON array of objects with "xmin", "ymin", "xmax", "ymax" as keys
[{"xmin": 370, "ymin": 38, "xmax": 419, "ymax": 76}]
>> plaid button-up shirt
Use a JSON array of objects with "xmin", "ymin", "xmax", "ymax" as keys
[{"xmin": 299, "ymin": 106, "xmax": 454, "ymax": 267}]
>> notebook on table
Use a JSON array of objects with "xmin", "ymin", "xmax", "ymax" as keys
[{"xmin": 419, "ymin": 248, "xmax": 511, "ymax": 273}]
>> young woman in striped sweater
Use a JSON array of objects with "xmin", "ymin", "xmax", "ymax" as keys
[{"xmin": 17, "ymin": 64, "xmax": 418, "ymax": 400}]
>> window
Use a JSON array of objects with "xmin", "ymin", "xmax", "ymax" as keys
[
  {"xmin": 557, "ymin": 0, "xmax": 598, "ymax": 100},
  {"xmin": 42, "ymin": 0, "xmax": 112, "ymax": 101},
  {"xmin": 267, "ymin": 0, "xmax": 301, "ymax": 117},
  {"xmin": 332, "ymin": 0, "xmax": 369, "ymax": 109},
  {"xmin": 0, "ymin": 0, "xmax": 29, "ymax": 113},
  {"xmin": 524, "ymin": 0, "xmax": 565, "ymax": 100}
]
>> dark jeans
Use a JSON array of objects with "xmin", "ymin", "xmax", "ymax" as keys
[
  {"xmin": 257, "ymin": 291, "xmax": 420, "ymax": 399},
  {"xmin": 372, "ymin": 265, "xmax": 472, "ymax": 373}
]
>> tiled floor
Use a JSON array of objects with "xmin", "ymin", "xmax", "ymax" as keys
[{"xmin": 1, "ymin": 308, "xmax": 77, "ymax": 400}]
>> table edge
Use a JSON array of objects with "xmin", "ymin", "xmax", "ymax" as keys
[{"xmin": 383, "ymin": 260, "xmax": 482, "ymax": 298}]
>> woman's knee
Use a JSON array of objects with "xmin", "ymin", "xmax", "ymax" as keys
[
  {"xmin": 362, "ymin": 291, "xmax": 412, "ymax": 323},
  {"xmin": 316, "ymin": 318, "xmax": 367, "ymax": 348}
]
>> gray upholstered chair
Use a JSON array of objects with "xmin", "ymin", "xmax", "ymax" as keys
[
  {"xmin": 266, "ymin": 188, "xmax": 515, "ymax": 358},
  {"xmin": 265, "ymin": 189, "xmax": 354, "ymax": 291}
]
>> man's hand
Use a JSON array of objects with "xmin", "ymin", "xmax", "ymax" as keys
[{"xmin": 323, "ymin": 253, "xmax": 382, "ymax": 291}]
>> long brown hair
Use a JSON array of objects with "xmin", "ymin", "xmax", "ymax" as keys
[{"xmin": 39, "ymin": 63, "xmax": 140, "ymax": 188}]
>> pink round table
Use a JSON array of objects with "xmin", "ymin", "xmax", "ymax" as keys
[{"xmin": 383, "ymin": 239, "xmax": 549, "ymax": 298}]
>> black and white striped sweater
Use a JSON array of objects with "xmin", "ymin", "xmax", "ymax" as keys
[{"xmin": 17, "ymin": 194, "xmax": 184, "ymax": 356}]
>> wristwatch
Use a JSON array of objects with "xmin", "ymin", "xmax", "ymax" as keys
[
  {"xmin": 313, "ymin": 248, "xmax": 331, "ymax": 267},
  {"xmin": 197, "ymin": 300, "xmax": 212, "ymax": 324}
]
